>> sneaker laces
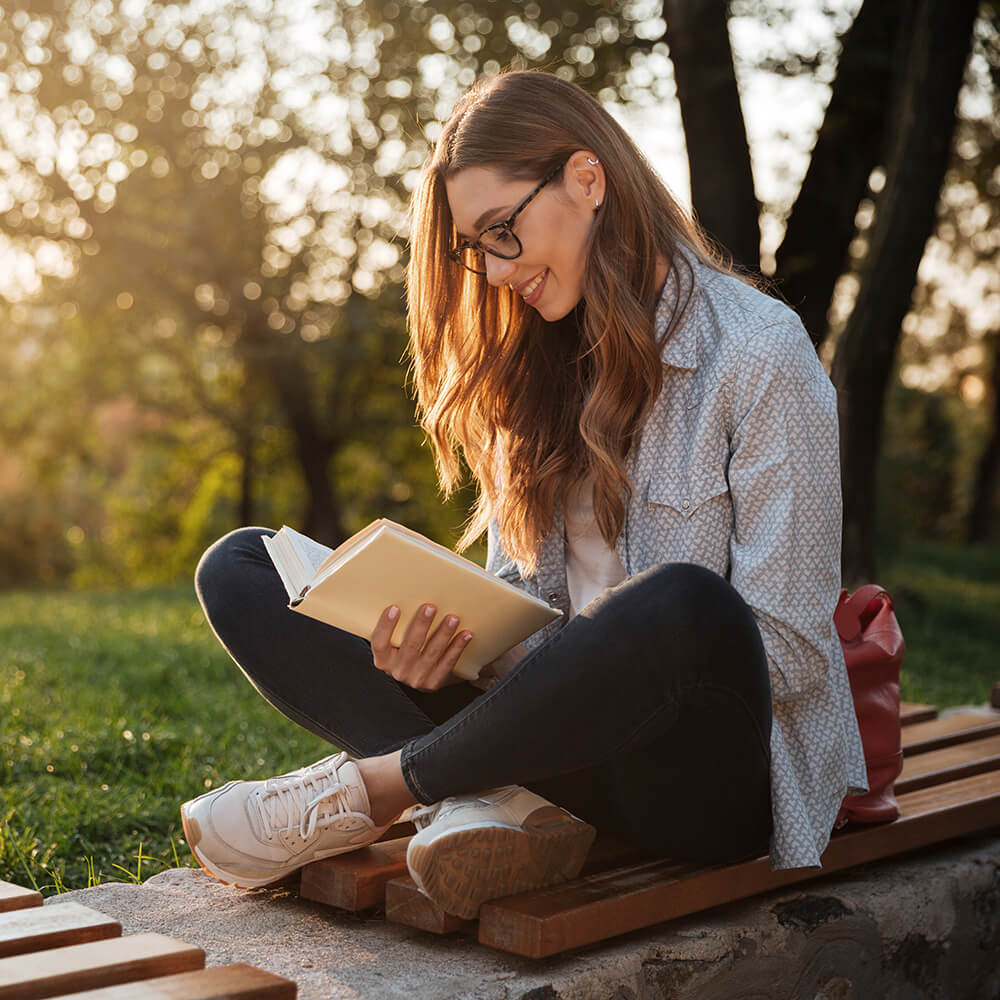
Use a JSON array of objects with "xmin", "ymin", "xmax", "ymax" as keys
[
  {"xmin": 409, "ymin": 801, "xmax": 442, "ymax": 831},
  {"xmin": 250, "ymin": 751, "xmax": 366, "ymax": 841}
]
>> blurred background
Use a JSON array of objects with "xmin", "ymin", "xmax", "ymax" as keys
[
  {"xmin": 0, "ymin": 0, "xmax": 997, "ymax": 892},
  {"xmin": 0, "ymin": 0, "xmax": 996, "ymax": 588}
]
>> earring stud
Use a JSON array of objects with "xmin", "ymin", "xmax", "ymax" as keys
[
  {"xmin": 587, "ymin": 157, "xmax": 599, "ymax": 165},
  {"xmin": 595, "ymin": 198, "xmax": 601, "ymax": 208}
]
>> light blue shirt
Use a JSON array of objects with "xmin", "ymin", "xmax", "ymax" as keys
[{"xmin": 486, "ymin": 245, "xmax": 868, "ymax": 869}]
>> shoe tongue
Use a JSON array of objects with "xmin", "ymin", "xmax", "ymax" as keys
[{"xmin": 333, "ymin": 760, "xmax": 370, "ymax": 816}]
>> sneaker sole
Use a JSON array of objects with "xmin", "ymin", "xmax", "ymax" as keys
[{"xmin": 406, "ymin": 806, "xmax": 596, "ymax": 920}]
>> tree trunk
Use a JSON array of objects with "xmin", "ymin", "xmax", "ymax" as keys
[
  {"xmin": 774, "ymin": 0, "xmax": 905, "ymax": 344},
  {"xmin": 242, "ymin": 323, "xmax": 346, "ymax": 546},
  {"xmin": 662, "ymin": 0, "xmax": 760, "ymax": 270},
  {"xmin": 831, "ymin": 0, "xmax": 979, "ymax": 585},
  {"xmin": 967, "ymin": 333, "xmax": 1000, "ymax": 543}
]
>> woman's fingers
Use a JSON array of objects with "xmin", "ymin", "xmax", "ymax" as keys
[
  {"xmin": 370, "ymin": 604, "xmax": 401, "ymax": 668},
  {"xmin": 423, "ymin": 628, "xmax": 474, "ymax": 690},
  {"xmin": 397, "ymin": 603, "xmax": 437, "ymax": 662},
  {"xmin": 420, "ymin": 613, "xmax": 460, "ymax": 662},
  {"xmin": 370, "ymin": 604, "xmax": 473, "ymax": 690}
]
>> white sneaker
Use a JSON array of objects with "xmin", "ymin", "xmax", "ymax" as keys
[
  {"xmin": 405, "ymin": 786, "xmax": 596, "ymax": 919},
  {"xmin": 180, "ymin": 751, "xmax": 392, "ymax": 888}
]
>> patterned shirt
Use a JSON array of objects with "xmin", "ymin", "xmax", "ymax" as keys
[{"xmin": 485, "ymin": 244, "xmax": 868, "ymax": 869}]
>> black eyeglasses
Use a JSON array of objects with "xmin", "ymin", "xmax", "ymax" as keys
[{"xmin": 448, "ymin": 159, "xmax": 568, "ymax": 275}]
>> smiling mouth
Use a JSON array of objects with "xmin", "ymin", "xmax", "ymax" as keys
[{"xmin": 515, "ymin": 269, "xmax": 548, "ymax": 300}]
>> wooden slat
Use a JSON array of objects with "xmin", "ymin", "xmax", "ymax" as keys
[
  {"xmin": 0, "ymin": 933, "xmax": 203, "ymax": 1000},
  {"xmin": 899, "ymin": 702, "xmax": 938, "ymax": 726},
  {"xmin": 896, "ymin": 733, "xmax": 1000, "ymax": 794},
  {"xmin": 477, "ymin": 769, "xmax": 1000, "ymax": 958},
  {"xmin": 300, "ymin": 837, "xmax": 411, "ymax": 911},
  {"xmin": 0, "ymin": 902, "xmax": 120, "ymax": 958},
  {"xmin": 379, "ymin": 821, "xmax": 415, "ymax": 842},
  {"xmin": 306, "ymin": 826, "xmax": 640, "ymax": 917},
  {"xmin": 0, "ymin": 888, "xmax": 41, "ymax": 917},
  {"xmin": 901, "ymin": 712, "xmax": 1000, "ymax": 755},
  {"xmin": 384, "ymin": 835, "xmax": 641, "ymax": 935},
  {"xmin": 384, "ymin": 877, "xmax": 477, "ymax": 935},
  {"xmin": 44, "ymin": 963, "xmax": 295, "ymax": 999}
]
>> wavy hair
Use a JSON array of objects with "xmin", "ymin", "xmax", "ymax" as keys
[{"xmin": 407, "ymin": 70, "xmax": 748, "ymax": 574}]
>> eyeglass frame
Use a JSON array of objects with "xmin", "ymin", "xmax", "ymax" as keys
[{"xmin": 448, "ymin": 158, "xmax": 570, "ymax": 274}]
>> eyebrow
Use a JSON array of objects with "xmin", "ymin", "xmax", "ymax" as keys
[{"xmin": 456, "ymin": 204, "xmax": 514, "ymax": 240}]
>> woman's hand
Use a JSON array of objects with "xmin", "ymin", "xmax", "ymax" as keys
[{"xmin": 371, "ymin": 603, "xmax": 473, "ymax": 692}]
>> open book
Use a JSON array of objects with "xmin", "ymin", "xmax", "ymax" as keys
[{"xmin": 262, "ymin": 519, "xmax": 561, "ymax": 681}]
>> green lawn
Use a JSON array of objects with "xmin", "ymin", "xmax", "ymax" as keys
[
  {"xmin": 1, "ymin": 587, "xmax": 329, "ymax": 894},
  {"xmin": 1, "ymin": 541, "xmax": 998, "ymax": 895}
]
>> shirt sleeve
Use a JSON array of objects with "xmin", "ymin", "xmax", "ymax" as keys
[{"xmin": 726, "ymin": 320, "xmax": 843, "ymax": 704}]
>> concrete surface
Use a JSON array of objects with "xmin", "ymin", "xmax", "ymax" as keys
[{"xmin": 46, "ymin": 834, "xmax": 1000, "ymax": 1000}]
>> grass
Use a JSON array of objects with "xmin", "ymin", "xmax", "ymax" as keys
[
  {"xmin": 1, "ymin": 540, "xmax": 997, "ymax": 896},
  {"xmin": 0, "ymin": 587, "xmax": 328, "ymax": 895},
  {"xmin": 880, "ymin": 540, "xmax": 1000, "ymax": 709}
]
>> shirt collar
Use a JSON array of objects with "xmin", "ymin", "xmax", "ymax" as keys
[{"xmin": 655, "ymin": 243, "xmax": 707, "ymax": 372}]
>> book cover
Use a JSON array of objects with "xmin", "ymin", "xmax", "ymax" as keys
[{"xmin": 264, "ymin": 521, "xmax": 560, "ymax": 680}]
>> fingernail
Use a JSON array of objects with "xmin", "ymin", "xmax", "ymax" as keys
[
  {"xmin": 462, "ymin": 632, "xmax": 473, "ymax": 642},
  {"xmin": 445, "ymin": 615, "xmax": 459, "ymax": 628},
  {"xmin": 423, "ymin": 604, "xmax": 436, "ymax": 619},
  {"xmin": 388, "ymin": 606, "xmax": 399, "ymax": 621}
]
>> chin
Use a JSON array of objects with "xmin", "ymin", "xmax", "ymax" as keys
[{"xmin": 538, "ymin": 294, "xmax": 580, "ymax": 323}]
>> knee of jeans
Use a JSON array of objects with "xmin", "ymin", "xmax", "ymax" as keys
[
  {"xmin": 194, "ymin": 526, "xmax": 274, "ymax": 606},
  {"xmin": 619, "ymin": 562, "xmax": 747, "ymax": 638}
]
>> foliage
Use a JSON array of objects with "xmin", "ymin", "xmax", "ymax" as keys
[{"xmin": 0, "ymin": 0, "xmax": 995, "ymax": 583}]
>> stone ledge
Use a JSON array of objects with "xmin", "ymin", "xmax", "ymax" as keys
[{"xmin": 45, "ymin": 834, "xmax": 1000, "ymax": 1000}]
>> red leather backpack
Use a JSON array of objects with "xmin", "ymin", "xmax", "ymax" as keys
[{"xmin": 834, "ymin": 585, "xmax": 906, "ymax": 828}]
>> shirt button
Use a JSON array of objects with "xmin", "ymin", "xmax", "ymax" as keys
[{"xmin": 682, "ymin": 499, "xmax": 691, "ymax": 510}]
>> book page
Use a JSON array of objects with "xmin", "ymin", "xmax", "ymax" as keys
[{"xmin": 282, "ymin": 526, "xmax": 334, "ymax": 577}]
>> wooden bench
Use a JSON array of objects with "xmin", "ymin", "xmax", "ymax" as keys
[
  {"xmin": 0, "ymin": 888, "xmax": 297, "ymax": 999},
  {"xmin": 300, "ymin": 699, "xmax": 1000, "ymax": 957}
]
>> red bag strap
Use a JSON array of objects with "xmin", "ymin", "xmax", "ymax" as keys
[{"xmin": 834, "ymin": 584, "xmax": 893, "ymax": 642}]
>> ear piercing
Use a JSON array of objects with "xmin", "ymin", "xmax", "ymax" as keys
[{"xmin": 587, "ymin": 158, "xmax": 601, "ymax": 207}]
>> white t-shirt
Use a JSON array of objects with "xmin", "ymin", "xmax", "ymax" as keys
[{"xmin": 563, "ymin": 477, "xmax": 626, "ymax": 618}]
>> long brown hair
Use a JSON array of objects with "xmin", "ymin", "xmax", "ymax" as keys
[{"xmin": 407, "ymin": 70, "xmax": 739, "ymax": 574}]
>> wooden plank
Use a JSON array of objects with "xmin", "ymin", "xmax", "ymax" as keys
[
  {"xmin": 384, "ymin": 835, "xmax": 641, "ymax": 935},
  {"xmin": 45, "ymin": 963, "xmax": 296, "ymax": 999},
  {"xmin": 379, "ymin": 821, "xmax": 415, "ymax": 842},
  {"xmin": 901, "ymin": 712, "xmax": 1000, "ymax": 755},
  {"xmin": 0, "ymin": 902, "xmax": 120, "ymax": 958},
  {"xmin": 300, "ymin": 837, "xmax": 411, "ymax": 911},
  {"xmin": 896, "ymin": 733, "xmax": 1000, "ymax": 794},
  {"xmin": 0, "ymin": 888, "xmax": 40, "ymax": 917},
  {"xmin": 899, "ymin": 702, "xmax": 938, "ymax": 726},
  {"xmin": 385, "ymin": 877, "xmax": 477, "ymax": 935},
  {"xmin": 0, "ymin": 933, "xmax": 203, "ymax": 1000},
  {"xmin": 306, "ymin": 827, "xmax": 640, "ymax": 917},
  {"xmin": 477, "ymin": 769, "xmax": 1000, "ymax": 958}
]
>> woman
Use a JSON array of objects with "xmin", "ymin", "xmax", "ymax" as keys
[{"xmin": 182, "ymin": 70, "xmax": 867, "ymax": 920}]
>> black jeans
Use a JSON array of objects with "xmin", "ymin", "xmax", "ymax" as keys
[{"xmin": 195, "ymin": 527, "xmax": 773, "ymax": 864}]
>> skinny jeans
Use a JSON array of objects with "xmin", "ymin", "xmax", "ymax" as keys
[{"xmin": 195, "ymin": 526, "xmax": 773, "ymax": 864}]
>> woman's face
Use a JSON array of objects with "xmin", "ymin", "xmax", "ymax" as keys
[{"xmin": 444, "ymin": 152, "xmax": 605, "ymax": 322}]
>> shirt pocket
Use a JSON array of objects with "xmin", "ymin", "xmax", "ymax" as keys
[{"xmin": 647, "ymin": 468, "xmax": 730, "ymax": 518}]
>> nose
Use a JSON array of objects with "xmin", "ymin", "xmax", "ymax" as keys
[{"xmin": 484, "ymin": 253, "xmax": 516, "ymax": 287}]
